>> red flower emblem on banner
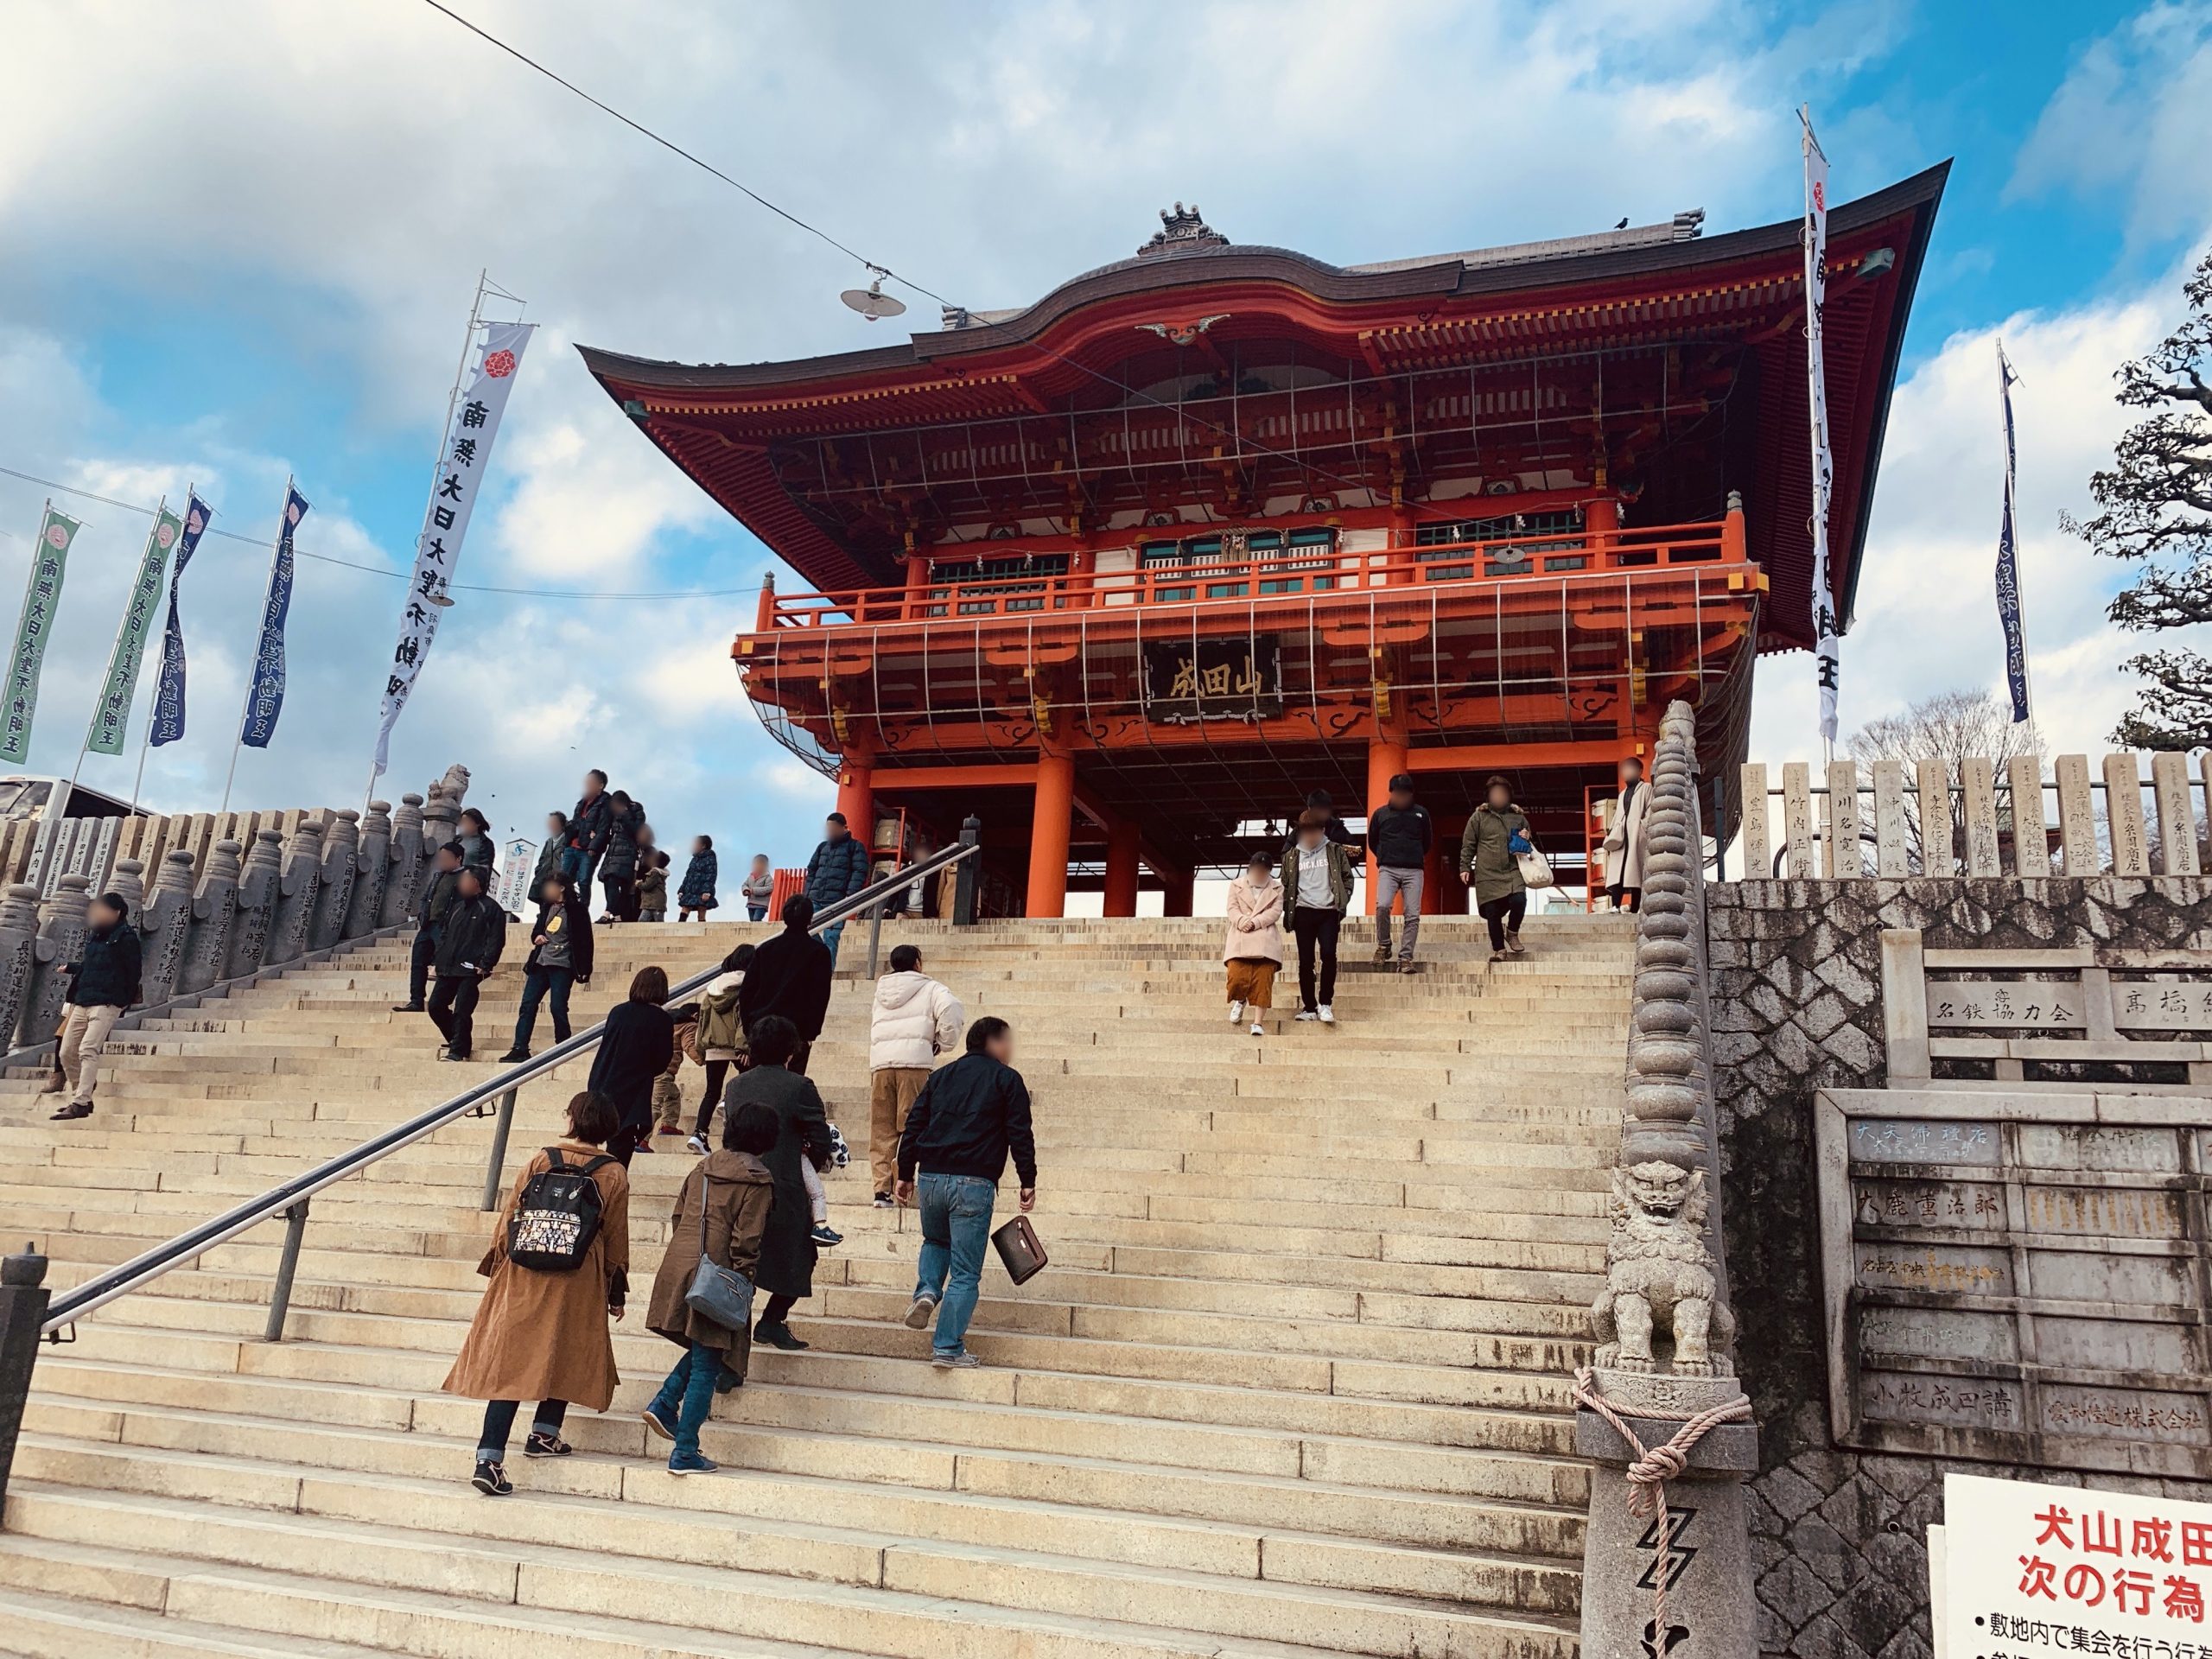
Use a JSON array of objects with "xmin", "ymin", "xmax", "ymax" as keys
[
  {"xmin": 156, "ymin": 523, "xmax": 176, "ymax": 548},
  {"xmin": 484, "ymin": 350, "xmax": 518, "ymax": 378},
  {"xmin": 44, "ymin": 524, "xmax": 67, "ymax": 549}
]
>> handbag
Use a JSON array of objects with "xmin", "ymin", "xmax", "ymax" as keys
[
  {"xmin": 990, "ymin": 1215, "xmax": 1048, "ymax": 1286},
  {"xmin": 1512, "ymin": 827, "xmax": 1556, "ymax": 890},
  {"xmin": 682, "ymin": 1175, "xmax": 758, "ymax": 1332}
]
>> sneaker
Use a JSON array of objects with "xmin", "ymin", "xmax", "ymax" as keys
[
  {"xmin": 904, "ymin": 1294, "xmax": 940, "ymax": 1330},
  {"xmin": 874, "ymin": 1192, "xmax": 895, "ymax": 1209},
  {"xmin": 1249, "ymin": 1021, "xmax": 1265, "ymax": 1038},
  {"xmin": 1294, "ymin": 1008, "xmax": 1319, "ymax": 1022},
  {"xmin": 667, "ymin": 1451, "xmax": 720, "ymax": 1476},
  {"xmin": 932, "ymin": 1350, "xmax": 982, "ymax": 1370},
  {"xmin": 1226, "ymin": 1000, "xmax": 1243, "ymax": 1022},
  {"xmin": 1396, "ymin": 959, "xmax": 1417, "ymax": 975},
  {"xmin": 657, "ymin": 1124, "xmax": 684, "ymax": 1135},
  {"xmin": 48, "ymin": 1102, "xmax": 93, "ymax": 1122},
  {"xmin": 523, "ymin": 1431, "xmax": 571, "ymax": 1459},
  {"xmin": 1372, "ymin": 944, "xmax": 1390, "ymax": 963},
  {"xmin": 495, "ymin": 1049, "xmax": 529, "ymax": 1064},
  {"xmin": 471, "ymin": 1459, "xmax": 512, "ymax": 1497},
  {"xmin": 1318, "ymin": 1005, "xmax": 1336, "ymax": 1025},
  {"xmin": 641, "ymin": 1405, "xmax": 674, "ymax": 1442},
  {"xmin": 810, "ymin": 1223, "xmax": 843, "ymax": 1247},
  {"xmin": 754, "ymin": 1321, "xmax": 809, "ymax": 1351},
  {"xmin": 685, "ymin": 1134, "xmax": 709, "ymax": 1156},
  {"xmin": 631, "ymin": 1138, "xmax": 655, "ymax": 1155}
]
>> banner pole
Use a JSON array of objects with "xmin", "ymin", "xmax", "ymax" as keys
[
  {"xmin": 222, "ymin": 476, "xmax": 292, "ymax": 817},
  {"xmin": 128, "ymin": 481, "xmax": 189, "ymax": 814},
  {"xmin": 59, "ymin": 493, "xmax": 169, "ymax": 824}
]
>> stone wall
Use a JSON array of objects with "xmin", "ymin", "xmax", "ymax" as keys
[{"xmin": 1707, "ymin": 874, "xmax": 2212, "ymax": 1658}]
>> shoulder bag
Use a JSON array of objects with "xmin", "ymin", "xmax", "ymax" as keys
[
  {"xmin": 683, "ymin": 1174, "xmax": 758, "ymax": 1331},
  {"xmin": 1513, "ymin": 823, "xmax": 1556, "ymax": 890}
]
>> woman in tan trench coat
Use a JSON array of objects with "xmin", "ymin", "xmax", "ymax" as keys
[
  {"xmin": 443, "ymin": 1090, "xmax": 631, "ymax": 1495},
  {"xmin": 640, "ymin": 1099, "xmax": 778, "ymax": 1474}
]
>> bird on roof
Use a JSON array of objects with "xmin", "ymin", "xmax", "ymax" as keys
[{"xmin": 1615, "ymin": 217, "xmax": 1630, "ymax": 230}]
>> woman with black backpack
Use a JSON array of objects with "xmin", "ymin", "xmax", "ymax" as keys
[{"xmin": 443, "ymin": 1090, "xmax": 632, "ymax": 1497}]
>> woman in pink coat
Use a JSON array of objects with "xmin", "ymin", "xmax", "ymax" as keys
[{"xmin": 1221, "ymin": 852, "xmax": 1286, "ymax": 1039}]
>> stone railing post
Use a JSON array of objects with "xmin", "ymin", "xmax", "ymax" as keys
[
  {"xmin": 1579, "ymin": 697, "xmax": 1756, "ymax": 1659},
  {"xmin": 311, "ymin": 809, "xmax": 359, "ymax": 951},
  {"xmin": 105, "ymin": 856, "xmax": 147, "ymax": 923},
  {"xmin": 0, "ymin": 886, "xmax": 37, "ymax": 1046},
  {"xmin": 346, "ymin": 800, "xmax": 391, "ymax": 940},
  {"xmin": 381, "ymin": 794, "xmax": 425, "ymax": 928},
  {"xmin": 226, "ymin": 830, "xmax": 283, "ymax": 981},
  {"xmin": 138, "ymin": 849, "xmax": 196, "ymax": 1007},
  {"xmin": 418, "ymin": 777, "xmax": 462, "ymax": 909},
  {"xmin": 178, "ymin": 839, "xmax": 242, "ymax": 996},
  {"xmin": 268, "ymin": 818, "xmax": 324, "ymax": 968},
  {"xmin": 21, "ymin": 875, "xmax": 91, "ymax": 1049}
]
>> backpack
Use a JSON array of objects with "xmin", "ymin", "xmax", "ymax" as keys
[{"xmin": 506, "ymin": 1147, "xmax": 615, "ymax": 1272}]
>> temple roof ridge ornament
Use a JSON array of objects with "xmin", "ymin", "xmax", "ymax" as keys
[{"xmin": 1139, "ymin": 203, "xmax": 1228, "ymax": 258}]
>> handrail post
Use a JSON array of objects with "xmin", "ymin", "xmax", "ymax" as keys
[
  {"xmin": 480, "ymin": 1086, "xmax": 518, "ymax": 1212},
  {"xmin": 953, "ymin": 817, "xmax": 982, "ymax": 927},
  {"xmin": 262, "ymin": 1201, "xmax": 310, "ymax": 1343},
  {"xmin": 0, "ymin": 1243, "xmax": 50, "ymax": 1513},
  {"xmin": 866, "ymin": 902, "xmax": 885, "ymax": 979}
]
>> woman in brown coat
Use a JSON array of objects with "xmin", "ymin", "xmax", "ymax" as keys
[
  {"xmin": 641, "ymin": 1100, "xmax": 779, "ymax": 1474},
  {"xmin": 443, "ymin": 1090, "xmax": 631, "ymax": 1495}
]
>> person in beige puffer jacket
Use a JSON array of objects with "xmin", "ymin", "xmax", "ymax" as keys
[{"xmin": 868, "ymin": 946, "xmax": 965, "ymax": 1205}]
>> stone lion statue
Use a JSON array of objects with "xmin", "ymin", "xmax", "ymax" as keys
[{"xmin": 1592, "ymin": 1160, "xmax": 1735, "ymax": 1376}]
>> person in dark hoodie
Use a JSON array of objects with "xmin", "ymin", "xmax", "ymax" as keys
[
  {"xmin": 48, "ymin": 890, "xmax": 143, "ymax": 1122},
  {"xmin": 589, "ymin": 964, "xmax": 676, "ymax": 1166},
  {"xmin": 499, "ymin": 870, "xmax": 595, "ymax": 1062},
  {"xmin": 1366, "ymin": 772, "xmax": 1434, "ymax": 973},
  {"xmin": 718, "ymin": 1014, "xmax": 830, "ymax": 1352},
  {"xmin": 429, "ymin": 865, "xmax": 505, "ymax": 1062},
  {"xmin": 598, "ymin": 790, "xmax": 647, "ymax": 924},
  {"xmin": 394, "ymin": 842, "xmax": 464, "ymax": 1014},
  {"xmin": 803, "ymin": 812, "xmax": 872, "ymax": 967},
  {"xmin": 1283, "ymin": 788, "xmax": 1358, "ymax": 852},
  {"xmin": 566, "ymin": 769, "xmax": 613, "ymax": 893},
  {"xmin": 737, "ymin": 893, "xmax": 833, "ymax": 1075},
  {"xmin": 895, "ymin": 1015, "xmax": 1037, "ymax": 1370}
]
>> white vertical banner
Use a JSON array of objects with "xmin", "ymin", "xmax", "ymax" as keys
[
  {"xmin": 372, "ymin": 318, "xmax": 535, "ymax": 778},
  {"xmin": 1801, "ymin": 105, "xmax": 1840, "ymax": 747}
]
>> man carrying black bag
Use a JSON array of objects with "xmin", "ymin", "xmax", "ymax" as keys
[{"xmin": 894, "ymin": 1016, "xmax": 1036, "ymax": 1370}]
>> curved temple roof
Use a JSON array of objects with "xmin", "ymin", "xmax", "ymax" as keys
[{"xmin": 582, "ymin": 163, "xmax": 1947, "ymax": 649}]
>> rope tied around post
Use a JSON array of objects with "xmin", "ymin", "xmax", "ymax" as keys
[{"xmin": 1571, "ymin": 1363, "xmax": 1752, "ymax": 1641}]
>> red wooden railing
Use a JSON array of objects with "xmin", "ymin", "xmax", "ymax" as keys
[{"xmin": 754, "ymin": 515, "xmax": 1745, "ymax": 632}]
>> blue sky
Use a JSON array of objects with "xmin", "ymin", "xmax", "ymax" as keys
[{"xmin": 2, "ymin": 0, "xmax": 2207, "ymax": 882}]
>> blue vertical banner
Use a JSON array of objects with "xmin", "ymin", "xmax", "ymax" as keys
[
  {"xmin": 149, "ymin": 492, "xmax": 212, "ymax": 747},
  {"xmin": 240, "ymin": 485, "xmax": 308, "ymax": 749},
  {"xmin": 1994, "ymin": 343, "xmax": 2031, "ymax": 725}
]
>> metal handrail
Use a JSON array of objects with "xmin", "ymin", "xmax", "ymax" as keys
[{"xmin": 39, "ymin": 835, "xmax": 982, "ymax": 1337}]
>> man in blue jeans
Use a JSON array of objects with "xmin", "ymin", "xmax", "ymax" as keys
[{"xmin": 894, "ymin": 1015, "xmax": 1037, "ymax": 1369}]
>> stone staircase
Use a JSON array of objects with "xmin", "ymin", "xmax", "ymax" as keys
[{"xmin": 0, "ymin": 911, "xmax": 1630, "ymax": 1659}]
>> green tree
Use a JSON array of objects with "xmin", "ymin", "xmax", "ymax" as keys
[{"xmin": 2067, "ymin": 251, "xmax": 2212, "ymax": 749}]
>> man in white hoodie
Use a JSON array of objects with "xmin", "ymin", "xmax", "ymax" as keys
[{"xmin": 868, "ymin": 944, "xmax": 965, "ymax": 1206}]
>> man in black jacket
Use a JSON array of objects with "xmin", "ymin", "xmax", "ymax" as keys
[
  {"xmin": 568, "ymin": 768, "xmax": 613, "ymax": 899},
  {"xmin": 427, "ymin": 866, "xmax": 505, "ymax": 1061},
  {"xmin": 49, "ymin": 891, "xmax": 143, "ymax": 1122},
  {"xmin": 803, "ymin": 813, "xmax": 872, "ymax": 968},
  {"xmin": 1367, "ymin": 772, "xmax": 1434, "ymax": 972},
  {"xmin": 738, "ymin": 893, "xmax": 834, "ymax": 1074},
  {"xmin": 394, "ymin": 842, "xmax": 463, "ymax": 1013},
  {"xmin": 894, "ymin": 1015, "xmax": 1037, "ymax": 1369}
]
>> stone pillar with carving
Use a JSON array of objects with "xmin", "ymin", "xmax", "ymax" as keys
[
  {"xmin": 0, "ymin": 885, "xmax": 39, "ymax": 1048},
  {"xmin": 310, "ymin": 809, "xmax": 359, "ymax": 951},
  {"xmin": 380, "ymin": 794, "xmax": 426, "ymax": 928},
  {"xmin": 346, "ymin": 801, "xmax": 391, "ymax": 939},
  {"xmin": 105, "ymin": 857, "xmax": 147, "ymax": 925},
  {"xmin": 21, "ymin": 875, "xmax": 91, "ymax": 1049},
  {"xmin": 267, "ymin": 818, "xmax": 324, "ymax": 967},
  {"xmin": 417, "ymin": 781, "xmax": 461, "ymax": 916},
  {"xmin": 226, "ymin": 830, "xmax": 283, "ymax": 981},
  {"xmin": 178, "ymin": 839, "xmax": 243, "ymax": 996},
  {"xmin": 1578, "ymin": 698, "xmax": 1757, "ymax": 1659},
  {"xmin": 138, "ymin": 849, "xmax": 196, "ymax": 1008}
]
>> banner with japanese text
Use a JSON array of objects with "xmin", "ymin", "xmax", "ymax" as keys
[
  {"xmin": 0, "ymin": 504, "xmax": 83, "ymax": 766},
  {"xmin": 1995, "ymin": 345, "xmax": 2031, "ymax": 724},
  {"xmin": 86, "ymin": 500, "xmax": 181, "ymax": 755},
  {"xmin": 240, "ymin": 486, "xmax": 308, "ymax": 749},
  {"xmin": 372, "ymin": 318, "xmax": 535, "ymax": 778},
  {"xmin": 1802, "ymin": 107, "xmax": 1840, "ymax": 746},
  {"xmin": 149, "ymin": 492, "xmax": 211, "ymax": 747}
]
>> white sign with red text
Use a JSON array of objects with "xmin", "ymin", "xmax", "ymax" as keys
[{"xmin": 1947, "ymin": 1472, "xmax": 2212, "ymax": 1656}]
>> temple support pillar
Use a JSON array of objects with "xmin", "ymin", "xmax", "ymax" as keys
[
  {"xmin": 1160, "ymin": 868, "xmax": 1194, "ymax": 918},
  {"xmin": 835, "ymin": 759, "xmax": 874, "ymax": 842},
  {"xmin": 1026, "ymin": 750, "xmax": 1075, "ymax": 918},
  {"xmin": 1102, "ymin": 820, "xmax": 1141, "ymax": 918},
  {"xmin": 1364, "ymin": 729, "xmax": 1408, "ymax": 916}
]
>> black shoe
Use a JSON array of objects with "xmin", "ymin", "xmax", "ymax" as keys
[
  {"xmin": 496, "ymin": 1050, "xmax": 530, "ymax": 1065},
  {"xmin": 471, "ymin": 1459, "xmax": 512, "ymax": 1496},
  {"xmin": 48, "ymin": 1102, "xmax": 92, "ymax": 1122},
  {"xmin": 523, "ymin": 1431, "xmax": 571, "ymax": 1459},
  {"xmin": 392, "ymin": 1001, "xmax": 425, "ymax": 1013},
  {"xmin": 754, "ymin": 1321, "xmax": 809, "ymax": 1351},
  {"xmin": 440, "ymin": 1049, "xmax": 469, "ymax": 1063},
  {"xmin": 715, "ymin": 1366, "xmax": 746, "ymax": 1394}
]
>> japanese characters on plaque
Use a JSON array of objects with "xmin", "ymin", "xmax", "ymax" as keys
[
  {"xmin": 1947, "ymin": 1472, "xmax": 2212, "ymax": 1655},
  {"xmin": 1141, "ymin": 636, "xmax": 1283, "ymax": 724}
]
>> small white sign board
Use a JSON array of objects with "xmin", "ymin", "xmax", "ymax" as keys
[{"xmin": 1946, "ymin": 1471, "xmax": 2212, "ymax": 1653}]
